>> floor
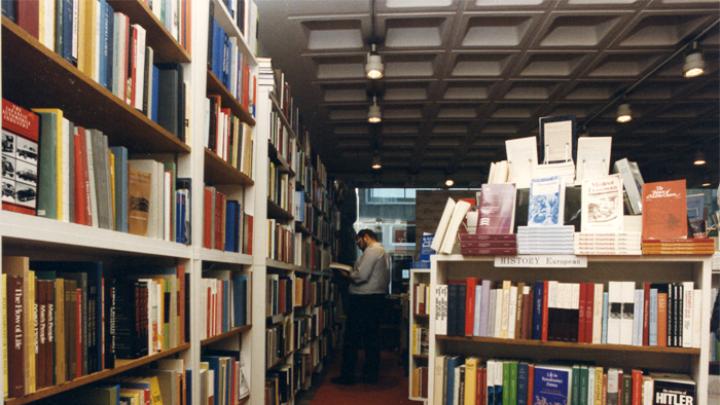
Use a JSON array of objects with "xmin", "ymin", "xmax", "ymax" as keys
[{"xmin": 299, "ymin": 351, "xmax": 418, "ymax": 405}]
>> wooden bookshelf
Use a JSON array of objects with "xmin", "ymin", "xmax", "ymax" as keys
[
  {"xmin": 107, "ymin": 0, "xmax": 190, "ymax": 63},
  {"xmin": 201, "ymin": 325, "xmax": 253, "ymax": 346},
  {"xmin": 206, "ymin": 70, "xmax": 256, "ymax": 126},
  {"xmin": 267, "ymin": 199, "xmax": 294, "ymax": 222},
  {"xmin": 5, "ymin": 344, "xmax": 190, "ymax": 405},
  {"xmin": 1, "ymin": 17, "xmax": 190, "ymax": 154},
  {"xmin": 413, "ymin": 354, "xmax": 429, "ymax": 360},
  {"xmin": 204, "ymin": 148, "xmax": 255, "ymax": 186},
  {"xmin": 437, "ymin": 335, "xmax": 702, "ymax": 355}
]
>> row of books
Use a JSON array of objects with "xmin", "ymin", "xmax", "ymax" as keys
[
  {"xmin": 2, "ymin": 1, "xmax": 189, "ymax": 140},
  {"xmin": 411, "ymin": 323, "xmax": 429, "ymax": 356},
  {"xmin": 207, "ymin": 4, "xmax": 256, "ymax": 114},
  {"xmin": 202, "ymin": 186, "xmax": 253, "ymax": 254},
  {"xmin": 267, "ymin": 219, "xmax": 294, "ymax": 264},
  {"xmin": 268, "ymin": 160, "xmax": 293, "ymax": 213},
  {"xmin": 437, "ymin": 279, "xmax": 702, "ymax": 348},
  {"xmin": 266, "ymin": 364, "xmax": 293, "ymax": 405},
  {"xmin": 2, "ymin": 256, "xmax": 186, "ymax": 398},
  {"xmin": 2, "ymin": 100, "xmax": 191, "ymax": 242},
  {"xmin": 272, "ymin": 69, "xmax": 301, "ymax": 146},
  {"xmin": 219, "ymin": 0, "xmax": 259, "ymax": 54},
  {"xmin": 411, "ymin": 366, "xmax": 429, "ymax": 399},
  {"xmin": 294, "ymin": 305, "xmax": 332, "ymax": 348},
  {"xmin": 204, "ymin": 95, "xmax": 254, "ymax": 177},
  {"xmin": 46, "ymin": 359, "xmax": 189, "ymax": 405},
  {"xmin": 435, "ymin": 356, "xmax": 696, "ymax": 405},
  {"xmin": 293, "ymin": 276, "xmax": 331, "ymax": 308},
  {"xmin": 414, "ymin": 282, "xmax": 430, "ymax": 316},
  {"xmin": 294, "ymin": 347, "xmax": 316, "ymax": 392},
  {"xmin": 199, "ymin": 272, "xmax": 248, "ymax": 341},
  {"xmin": 201, "ymin": 353, "xmax": 250, "ymax": 405},
  {"xmin": 266, "ymin": 274, "xmax": 292, "ymax": 317},
  {"xmin": 266, "ymin": 316, "xmax": 292, "ymax": 370},
  {"xmin": 270, "ymin": 109, "xmax": 296, "ymax": 167}
]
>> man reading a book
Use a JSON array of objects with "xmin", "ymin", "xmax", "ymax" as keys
[{"xmin": 332, "ymin": 229, "xmax": 390, "ymax": 385}]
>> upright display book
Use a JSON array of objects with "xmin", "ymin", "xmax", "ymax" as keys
[
  {"xmin": 650, "ymin": 373, "xmax": 695, "ymax": 405},
  {"xmin": 686, "ymin": 193, "xmax": 705, "ymax": 238},
  {"xmin": 2, "ymin": 99, "xmax": 40, "ymax": 215},
  {"xmin": 576, "ymin": 137, "xmax": 612, "ymax": 184},
  {"xmin": 505, "ymin": 137, "xmax": 538, "ymax": 189},
  {"xmin": 478, "ymin": 184, "xmax": 516, "ymax": 234},
  {"xmin": 642, "ymin": 180, "xmax": 687, "ymax": 240},
  {"xmin": 528, "ymin": 176, "xmax": 564, "ymax": 226},
  {"xmin": 581, "ymin": 174, "xmax": 624, "ymax": 232}
]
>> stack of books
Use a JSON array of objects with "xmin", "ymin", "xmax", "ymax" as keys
[
  {"xmin": 574, "ymin": 232, "xmax": 642, "ymax": 255},
  {"xmin": 517, "ymin": 225, "xmax": 574, "ymax": 254},
  {"xmin": 641, "ymin": 238, "xmax": 715, "ymax": 255},
  {"xmin": 460, "ymin": 234, "xmax": 517, "ymax": 256}
]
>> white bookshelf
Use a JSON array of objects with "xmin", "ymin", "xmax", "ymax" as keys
[
  {"xmin": 409, "ymin": 269, "xmax": 430, "ymax": 403},
  {"xmin": 428, "ymin": 255, "xmax": 712, "ymax": 405}
]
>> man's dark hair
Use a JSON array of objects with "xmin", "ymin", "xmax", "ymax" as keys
[{"xmin": 356, "ymin": 229, "xmax": 378, "ymax": 241}]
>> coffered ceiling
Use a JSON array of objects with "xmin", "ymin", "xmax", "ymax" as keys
[{"xmin": 257, "ymin": 0, "xmax": 719, "ymax": 188}]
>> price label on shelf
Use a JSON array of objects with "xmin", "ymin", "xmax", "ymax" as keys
[{"xmin": 494, "ymin": 255, "xmax": 588, "ymax": 268}]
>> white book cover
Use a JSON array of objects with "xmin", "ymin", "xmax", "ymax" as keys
[
  {"xmin": 682, "ymin": 281, "xmax": 694, "ymax": 348},
  {"xmin": 61, "ymin": 118, "xmax": 71, "ymax": 222},
  {"xmin": 581, "ymin": 174, "xmax": 624, "ymax": 233},
  {"xmin": 493, "ymin": 289, "xmax": 503, "ymax": 338},
  {"xmin": 576, "ymin": 136, "xmax": 612, "ymax": 184},
  {"xmin": 452, "ymin": 366, "xmax": 461, "ymax": 405},
  {"xmin": 500, "ymin": 281, "xmax": 511, "ymax": 339},
  {"xmin": 533, "ymin": 161, "xmax": 575, "ymax": 186},
  {"xmin": 691, "ymin": 289, "xmax": 701, "ymax": 348},
  {"xmin": 487, "ymin": 289, "xmax": 496, "ymax": 338},
  {"xmin": 592, "ymin": 283, "xmax": 603, "ymax": 344},
  {"xmin": 508, "ymin": 285, "xmax": 518, "ymax": 339},
  {"xmin": 434, "ymin": 355, "xmax": 446, "ymax": 405},
  {"xmin": 505, "ymin": 136, "xmax": 538, "ymax": 188},
  {"xmin": 431, "ymin": 198, "xmax": 456, "ymax": 252},
  {"xmin": 613, "ymin": 158, "xmax": 643, "ymax": 215},
  {"xmin": 434, "ymin": 285, "xmax": 448, "ymax": 336},
  {"xmin": 587, "ymin": 366, "xmax": 595, "ymax": 405},
  {"xmin": 642, "ymin": 377, "xmax": 654, "ymax": 405},
  {"xmin": 607, "ymin": 281, "xmax": 623, "ymax": 344},
  {"xmin": 633, "ymin": 289, "xmax": 643, "ymax": 346},
  {"xmin": 41, "ymin": 0, "xmax": 56, "ymax": 49},
  {"xmin": 466, "ymin": 210, "xmax": 479, "ymax": 235},
  {"xmin": 528, "ymin": 176, "xmax": 565, "ymax": 226},
  {"xmin": 495, "ymin": 160, "xmax": 508, "ymax": 183},
  {"xmin": 133, "ymin": 24, "xmax": 147, "ymax": 111},
  {"xmin": 439, "ymin": 200, "xmax": 471, "ymax": 254},
  {"xmin": 479, "ymin": 280, "xmax": 491, "ymax": 337},
  {"xmin": 488, "ymin": 162, "xmax": 496, "ymax": 184},
  {"xmin": 620, "ymin": 282, "xmax": 635, "ymax": 346},
  {"xmin": 493, "ymin": 361, "xmax": 504, "ymax": 391},
  {"xmin": 146, "ymin": 47, "xmax": 155, "ymax": 117},
  {"xmin": 474, "ymin": 285, "xmax": 482, "ymax": 336},
  {"xmin": 540, "ymin": 117, "xmax": 573, "ymax": 163}
]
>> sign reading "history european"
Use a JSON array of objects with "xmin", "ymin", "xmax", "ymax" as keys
[{"xmin": 494, "ymin": 255, "xmax": 588, "ymax": 268}]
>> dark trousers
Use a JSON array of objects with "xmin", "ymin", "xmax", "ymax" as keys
[{"xmin": 341, "ymin": 293, "xmax": 385, "ymax": 380}]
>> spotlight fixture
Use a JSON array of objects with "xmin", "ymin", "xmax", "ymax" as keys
[
  {"xmin": 371, "ymin": 153, "xmax": 382, "ymax": 170},
  {"xmin": 683, "ymin": 42, "xmax": 705, "ymax": 78},
  {"xmin": 693, "ymin": 150, "xmax": 706, "ymax": 166},
  {"xmin": 365, "ymin": 43, "xmax": 384, "ymax": 80},
  {"xmin": 616, "ymin": 103, "xmax": 632, "ymax": 124},
  {"xmin": 368, "ymin": 96, "xmax": 382, "ymax": 124},
  {"xmin": 702, "ymin": 182, "xmax": 712, "ymax": 187},
  {"xmin": 444, "ymin": 178, "xmax": 454, "ymax": 188}
]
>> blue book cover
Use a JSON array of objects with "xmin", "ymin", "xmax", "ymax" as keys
[
  {"xmin": 532, "ymin": 281, "xmax": 544, "ymax": 340},
  {"xmin": 633, "ymin": 289, "xmax": 643, "ymax": 346},
  {"xmin": 533, "ymin": 365, "xmax": 571, "ymax": 405},
  {"xmin": 518, "ymin": 362, "xmax": 529, "ymax": 405},
  {"xmin": 212, "ymin": 21, "xmax": 224, "ymax": 79},
  {"xmin": 528, "ymin": 176, "xmax": 563, "ymax": 226},
  {"xmin": 649, "ymin": 288, "xmax": 658, "ymax": 346},
  {"xmin": 109, "ymin": 146, "xmax": 128, "ymax": 232},
  {"xmin": 445, "ymin": 356, "xmax": 462, "ymax": 405},
  {"xmin": 601, "ymin": 292, "xmax": 609, "ymax": 344},
  {"xmin": 61, "ymin": 0, "xmax": 75, "ymax": 64},
  {"xmin": 185, "ymin": 369, "xmax": 192, "ymax": 403},
  {"xmin": 232, "ymin": 274, "xmax": 247, "ymax": 327},
  {"xmin": 175, "ymin": 191, "xmax": 182, "ymax": 242},
  {"xmin": 224, "ymin": 200, "xmax": 238, "ymax": 251},
  {"xmin": 151, "ymin": 65, "xmax": 160, "ymax": 122},
  {"xmin": 98, "ymin": 0, "xmax": 109, "ymax": 89},
  {"xmin": 1, "ymin": 0, "xmax": 15, "ymax": 20},
  {"xmin": 104, "ymin": 0, "xmax": 114, "ymax": 90},
  {"xmin": 54, "ymin": 0, "xmax": 63, "ymax": 51},
  {"xmin": 222, "ymin": 280, "xmax": 230, "ymax": 332},
  {"xmin": 201, "ymin": 355, "xmax": 222, "ymax": 399}
]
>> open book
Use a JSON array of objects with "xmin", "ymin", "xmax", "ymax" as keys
[{"xmin": 330, "ymin": 262, "xmax": 352, "ymax": 276}]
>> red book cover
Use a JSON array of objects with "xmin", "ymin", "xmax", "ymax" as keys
[
  {"xmin": 74, "ymin": 128, "xmax": 92, "ymax": 225},
  {"xmin": 242, "ymin": 63, "xmax": 250, "ymax": 109},
  {"xmin": 476, "ymin": 367, "xmax": 486, "ymax": 405},
  {"xmin": 244, "ymin": 214, "xmax": 253, "ymax": 255},
  {"xmin": 36, "ymin": 279, "xmax": 46, "ymax": 388},
  {"xmin": 578, "ymin": 282, "xmax": 586, "ymax": 343},
  {"xmin": 214, "ymin": 191, "xmax": 224, "ymax": 250},
  {"xmin": 17, "ymin": 0, "xmax": 39, "ymax": 38},
  {"xmin": 657, "ymin": 292, "xmax": 668, "ymax": 347},
  {"xmin": 206, "ymin": 287, "xmax": 211, "ymax": 337},
  {"xmin": 541, "ymin": 281, "xmax": 549, "ymax": 342},
  {"xmin": 631, "ymin": 369, "xmax": 643, "ymax": 405},
  {"xmin": 478, "ymin": 184, "xmax": 516, "ymax": 234},
  {"xmin": 2, "ymin": 99, "xmax": 40, "ymax": 215},
  {"xmin": 203, "ymin": 187, "xmax": 212, "ymax": 249},
  {"xmin": 585, "ymin": 282, "xmax": 594, "ymax": 344},
  {"xmin": 520, "ymin": 290, "xmax": 531, "ymax": 339},
  {"xmin": 129, "ymin": 26, "xmax": 139, "ymax": 106},
  {"xmin": 461, "ymin": 248, "xmax": 518, "ymax": 256},
  {"xmin": 75, "ymin": 288, "xmax": 83, "ymax": 378},
  {"xmin": 643, "ymin": 282, "xmax": 650, "ymax": 346},
  {"xmin": 465, "ymin": 278, "xmax": 477, "ymax": 336},
  {"xmin": 641, "ymin": 180, "xmax": 687, "ymax": 240},
  {"xmin": 527, "ymin": 364, "xmax": 535, "ymax": 404},
  {"xmin": 617, "ymin": 370, "xmax": 624, "ymax": 403}
]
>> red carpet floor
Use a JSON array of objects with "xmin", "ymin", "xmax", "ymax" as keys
[{"xmin": 304, "ymin": 351, "xmax": 418, "ymax": 405}]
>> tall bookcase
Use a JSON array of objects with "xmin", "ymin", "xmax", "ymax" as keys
[
  {"xmin": 409, "ymin": 269, "xmax": 430, "ymax": 403},
  {"xmin": 0, "ymin": 1, "xmax": 339, "ymax": 405},
  {"xmin": 428, "ymin": 255, "xmax": 712, "ymax": 404}
]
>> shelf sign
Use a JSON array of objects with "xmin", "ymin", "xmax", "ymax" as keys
[{"xmin": 494, "ymin": 255, "xmax": 588, "ymax": 268}]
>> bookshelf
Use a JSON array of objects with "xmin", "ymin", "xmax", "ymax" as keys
[
  {"xmin": 409, "ymin": 269, "xmax": 430, "ymax": 403},
  {"xmin": 428, "ymin": 255, "xmax": 712, "ymax": 404}
]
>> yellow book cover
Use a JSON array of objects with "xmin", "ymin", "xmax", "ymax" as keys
[
  {"xmin": 54, "ymin": 279, "xmax": 66, "ymax": 385},
  {"xmin": 501, "ymin": 280, "xmax": 511, "ymax": 338},
  {"xmin": 145, "ymin": 376, "xmax": 163, "ymax": 405},
  {"xmin": 31, "ymin": 109, "xmax": 65, "ymax": 221},
  {"xmin": 77, "ymin": 0, "xmax": 97, "ymax": 77},
  {"xmin": 594, "ymin": 367, "xmax": 603, "ymax": 405},
  {"xmin": 2, "ymin": 273, "xmax": 6, "ymax": 398},
  {"xmin": 464, "ymin": 357, "xmax": 478, "ymax": 405},
  {"xmin": 120, "ymin": 388, "xmax": 143, "ymax": 405},
  {"xmin": 155, "ymin": 278, "xmax": 168, "ymax": 350},
  {"xmin": 109, "ymin": 150, "xmax": 116, "ymax": 227},
  {"xmin": 39, "ymin": 0, "xmax": 56, "ymax": 49}
]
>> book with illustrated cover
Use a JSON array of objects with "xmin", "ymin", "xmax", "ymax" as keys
[
  {"xmin": 3, "ymin": 99, "xmax": 40, "ymax": 216},
  {"xmin": 528, "ymin": 176, "xmax": 564, "ymax": 226},
  {"xmin": 532, "ymin": 365, "xmax": 571, "ymax": 405},
  {"xmin": 581, "ymin": 174, "xmax": 624, "ymax": 233},
  {"xmin": 642, "ymin": 180, "xmax": 687, "ymax": 240},
  {"xmin": 478, "ymin": 184, "xmax": 516, "ymax": 234}
]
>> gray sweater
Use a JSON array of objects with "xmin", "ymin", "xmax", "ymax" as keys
[{"xmin": 349, "ymin": 243, "xmax": 390, "ymax": 295}]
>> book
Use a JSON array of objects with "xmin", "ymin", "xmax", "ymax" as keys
[
  {"xmin": 575, "ymin": 136, "xmax": 612, "ymax": 184},
  {"xmin": 432, "ymin": 198, "xmax": 456, "ymax": 252},
  {"xmin": 650, "ymin": 373, "xmax": 695, "ymax": 405},
  {"xmin": 613, "ymin": 158, "xmax": 644, "ymax": 215},
  {"xmin": 581, "ymin": 174, "xmax": 624, "ymax": 232},
  {"xmin": 528, "ymin": 176, "xmax": 564, "ymax": 226},
  {"xmin": 533, "ymin": 365, "xmax": 572, "ymax": 405},
  {"xmin": 2, "ymin": 99, "xmax": 40, "ymax": 216},
  {"xmin": 642, "ymin": 180, "xmax": 687, "ymax": 240},
  {"xmin": 686, "ymin": 193, "xmax": 706, "ymax": 237},
  {"xmin": 478, "ymin": 184, "xmax": 516, "ymax": 234},
  {"xmin": 506, "ymin": 136, "xmax": 538, "ymax": 188},
  {"xmin": 440, "ymin": 200, "xmax": 472, "ymax": 254}
]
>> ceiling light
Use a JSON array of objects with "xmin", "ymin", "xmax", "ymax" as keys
[
  {"xmin": 683, "ymin": 43, "xmax": 705, "ymax": 78},
  {"xmin": 371, "ymin": 153, "xmax": 382, "ymax": 170},
  {"xmin": 616, "ymin": 103, "xmax": 632, "ymax": 124},
  {"xmin": 444, "ymin": 178, "xmax": 454, "ymax": 188},
  {"xmin": 702, "ymin": 182, "xmax": 712, "ymax": 187},
  {"xmin": 693, "ymin": 150, "xmax": 706, "ymax": 166},
  {"xmin": 368, "ymin": 97, "xmax": 382, "ymax": 124},
  {"xmin": 365, "ymin": 44, "xmax": 384, "ymax": 80}
]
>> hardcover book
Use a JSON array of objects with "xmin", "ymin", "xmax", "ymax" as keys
[
  {"xmin": 641, "ymin": 180, "xmax": 687, "ymax": 240},
  {"xmin": 528, "ymin": 176, "xmax": 564, "ymax": 226},
  {"xmin": 581, "ymin": 174, "xmax": 624, "ymax": 233},
  {"xmin": 2, "ymin": 99, "xmax": 40, "ymax": 216},
  {"xmin": 478, "ymin": 183, "xmax": 516, "ymax": 234},
  {"xmin": 532, "ymin": 365, "xmax": 572, "ymax": 405},
  {"xmin": 650, "ymin": 374, "xmax": 695, "ymax": 405}
]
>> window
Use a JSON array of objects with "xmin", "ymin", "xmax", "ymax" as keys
[{"xmin": 366, "ymin": 188, "xmax": 416, "ymax": 204}]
